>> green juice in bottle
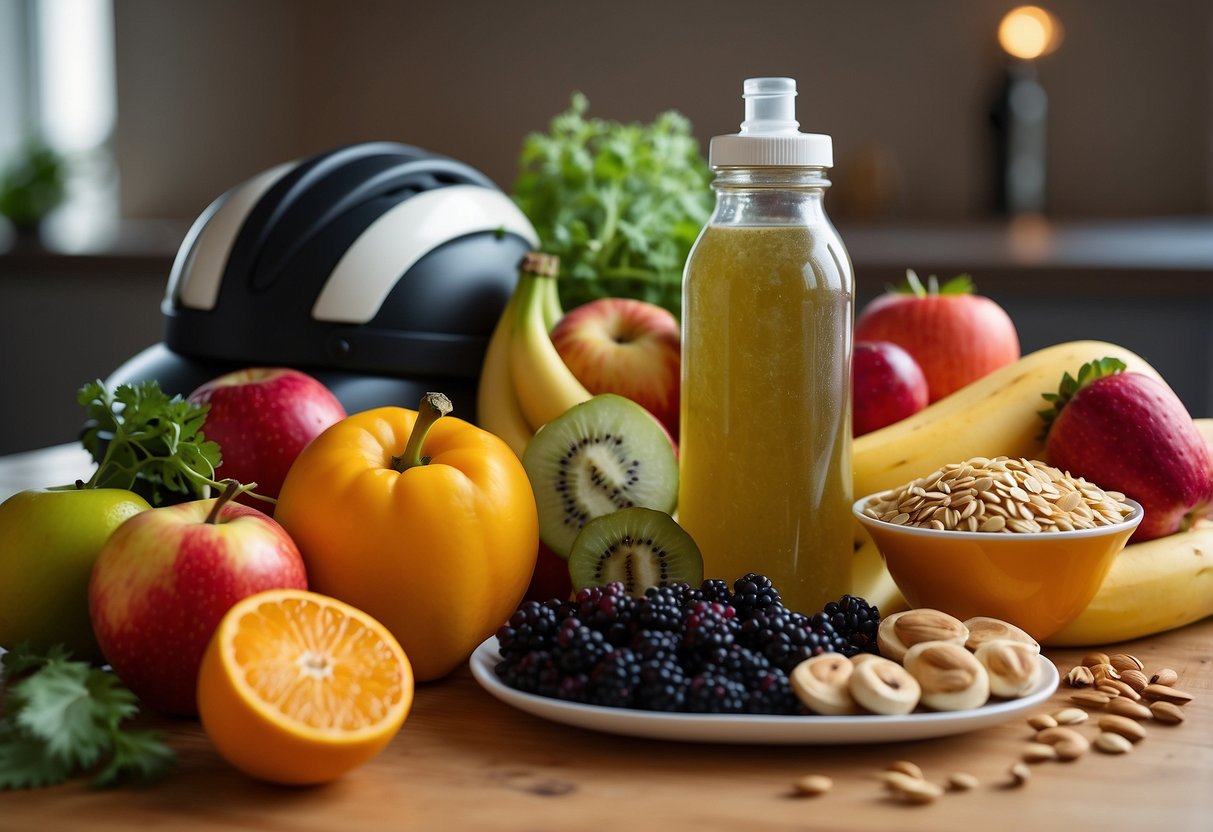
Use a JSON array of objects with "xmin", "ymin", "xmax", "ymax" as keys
[{"xmin": 679, "ymin": 78, "xmax": 854, "ymax": 614}]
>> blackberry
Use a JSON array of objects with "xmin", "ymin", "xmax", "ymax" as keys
[
  {"xmin": 686, "ymin": 671, "xmax": 748, "ymax": 714},
  {"xmin": 636, "ymin": 585, "xmax": 685, "ymax": 631},
  {"xmin": 731, "ymin": 573, "xmax": 782, "ymax": 619},
  {"xmin": 555, "ymin": 672, "xmax": 591, "ymax": 703},
  {"xmin": 496, "ymin": 601, "xmax": 559, "ymax": 661},
  {"xmin": 588, "ymin": 648, "xmax": 642, "ymax": 708},
  {"xmin": 714, "ymin": 643, "xmax": 772, "ymax": 680},
  {"xmin": 575, "ymin": 583, "xmax": 636, "ymax": 631},
  {"xmin": 698, "ymin": 579, "xmax": 733, "ymax": 605},
  {"xmin": 682, "ymin": 601, "xmax": 739, "ymax": 656},
  {"xmin": 631, "ymin": 628, "xmax": 683, "ymax": 661},
  {"xmin": 745, "ymin": 668, "xmax": 800, "ymax": 715},
  {"xmin": 821, "ymin": 595, "xmax": 881, "ymax": 657},
  {"xmin": 635, "ymin": 656, "xmax": 688, "ymax": 712},
  {"xmin": 555, "ymin": 618, "xmax": 610, "ymax": 673},
  {"xmin": 741, "ymin": 606, "xmax": 843, "ymax": 672},
  {"xmin": 495, "ymin": 649, "xmax": 560, "ymax": 697}
]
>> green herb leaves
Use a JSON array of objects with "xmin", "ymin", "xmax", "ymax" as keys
[
  {"xmin": 0, "ymin": 644, "xmax": 175, "ymax": 789},
  {"xmin": 79, "ymin": 380, "xmax": 222, "ymax": 506},
  {"xmin": 894, "ymin": 269, "xmax": 975, "ymax": 298},
  {"xmin": 512, "ymin": 93, "xmax": 713, "ymax": 318}
]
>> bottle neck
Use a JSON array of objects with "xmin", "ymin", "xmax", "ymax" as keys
[{"xmin": 709, "ymin": 167, "xmax": 832, "ymax": 227}]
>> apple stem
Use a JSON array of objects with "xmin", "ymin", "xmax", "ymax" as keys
[
  {"xmin": 392, "ymin": 393, "xmax": 453, "ymax": 472},
  {"xmin": 205, "ymin": 479, "xmax": 243, "ymax": 524}
]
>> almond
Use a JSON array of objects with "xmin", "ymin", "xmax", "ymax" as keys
[
  {"xmin": 793, "ymin": 774, "xmax": 833, "ymax": 796},
  {"xmin": 1149, "ymin": 701, "xmax": 1185, "ymax": 724},
  {"xmin": 1141, "ymin": 684, "xmax": 1193, "ymax": 705},
  {"xmin": 1094, "ymin": 732, "xmax": 1133, "ymax": 754},
  {"xmin": 1149, "ymin": 668, "xmax": 1179, "ymax": 687},
  {"xmin": 1106, "ymin": 698, "xmax": 1152, "ymax": 720},
  {"xmin": 1109, "ymin": 653, "xmax": 1144, "ymax": 673},
  {"xmin": 1119, "ymin": 669, "xmax": 1149, "ymax": 693},
  {"xmin": 1082, "ymin": 651, "xmax": 1111, "ymax": 668},
  {"xmin": 1028, "ymin": 713, "xmax": 1059, "ymax": 729},
  {"xmin": 1065, "ymin": 666, "xmax": 1095, "ymax": 688},
  {"xmin": 1098, "ymin": 714, "xmax": 1147, "ymax": 742}
]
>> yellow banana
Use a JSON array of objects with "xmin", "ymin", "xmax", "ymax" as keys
[
  {"xmin": 852, "ymin": 533, "xmax": 907, "ymax": 615},
  {"xmin": 476, "ymin": 289, "xmax": 533, "ymax": 458},
  {"xmin": 542, "ymin": 273, "xmax": 564, "ymax": 331},
  {"xmin": 509, "ymin": 272, "xmax": 592, "ymax": 431},
  {"xmin": 854, "ymin": 340, "xmax": 1163, "ymax": 499},
  {"xmin": 1044, "ymin": 521, "xmax": 1213, "ymax": 646}
]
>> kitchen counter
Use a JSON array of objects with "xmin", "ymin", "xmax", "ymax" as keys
[{"xmin": 1, "ymin": 448, "xmax": 1209, "ymax": 831}]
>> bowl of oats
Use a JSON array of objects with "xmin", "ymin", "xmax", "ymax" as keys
[{"xmin": 853, "ymin": 456, "xmax": 1143, "ymax": 640}]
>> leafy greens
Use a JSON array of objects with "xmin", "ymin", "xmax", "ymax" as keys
[{"xmin": 512, "ymin": 93, "xmax": 713, "ymax": 318}]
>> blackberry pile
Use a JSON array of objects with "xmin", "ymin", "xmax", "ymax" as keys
[{"xmin": 494, "ymin": 574, "xmax": 881, "ymax": 715}]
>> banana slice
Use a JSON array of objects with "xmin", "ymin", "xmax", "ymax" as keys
[
  {"xmin": 903, "ymin": 641, "xmax": 990, "ymax": 711},
  {"xmin": 975, "ymin": 639, "xmax": 1042, "ymax": 698},
  {"xmin": 963, "ymin": 616, "xmax": 1040, "ymax": 654},
  {"xmin": 849, "ymin": 656, "xmax": 921, "ymax": 715},
  {"xmin": 790, "ymin": 654, "xmax": 859, "ymax": 715},
  {"xmin": 877, "ymin": 609, "xmax": 969, "ymax": 663}
]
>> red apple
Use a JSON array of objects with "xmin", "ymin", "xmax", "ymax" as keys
[
  {"xmin": 1043, "ymin": 358, "xmax": 1213, "ymax": 542},
  {"xmin": 187, "ymin": 368, "xmax": 346, "ymax": 503},
  {"xmin": 88, "ymin": 482, "xmax": 308, "ymax": 715},
  {"xmin": 853, "ymin": 341, "xmax": 929, "ymax": 436},
  {"xmin": 551, "ymin": 299, "xmax": 680, "ymax": 439},
  {"xmin": 855, "ymin": 272, "xmax": 1019, "ymax": 402}
]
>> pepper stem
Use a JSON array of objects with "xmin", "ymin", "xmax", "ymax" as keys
[
  {"xmin": 205, "ymin": 479, "xmax": 244, "ymax": 524},
  {"xmin": 392, "ymin": 392, "xmax": 453, "ymax": 472}
]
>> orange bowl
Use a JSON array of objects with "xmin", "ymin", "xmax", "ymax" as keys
[{"xmin": 853, "ymin": 496, "xmax": 1143, "ymax": 641}]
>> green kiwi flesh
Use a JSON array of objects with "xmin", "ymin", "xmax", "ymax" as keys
[
  {"xmin": 522, "ymin": 394, "xmax": 678, "ymax": 559},
  {"xmin": 568, "ymin": 507, "xmax": 703, "ymax": 595}
]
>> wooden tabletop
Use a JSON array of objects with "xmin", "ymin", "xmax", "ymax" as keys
[{"xmin": 3, "ymin": 617, "xmax": 1209, "ymax": 831}]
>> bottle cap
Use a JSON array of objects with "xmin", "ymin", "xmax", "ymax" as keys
[{"xmin": 709, "ymin": 78, "xmax": 833, "ymax": 168}]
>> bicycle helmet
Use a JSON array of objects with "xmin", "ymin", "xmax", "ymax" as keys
[{"xmin": 108, "ymin": 141, "xmax": 538, "ymax": 419}]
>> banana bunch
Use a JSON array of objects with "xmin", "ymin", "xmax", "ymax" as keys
[
  {"xmin": 849, "ymin": 342, "xmax": 1213, "ymax": 645},
  {"xmin": 1044, "ymin": 519, "xmax": 1213, "ymax": 646},
  {"xmin": 477, "ymin": 267, "xmax": 590, "ymax": 457}
]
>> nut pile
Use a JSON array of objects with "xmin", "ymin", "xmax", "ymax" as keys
[
  {"xmin": 861, "ymin": 456, "xmax": 1136, "ymax": 533},
  {"xmin": 789, "ymin": 609, "xmax": 1042, "ymax": 716},
  {"xmin": 792, "ymin": 650, "xmax": 1195, "ymax": 806}
]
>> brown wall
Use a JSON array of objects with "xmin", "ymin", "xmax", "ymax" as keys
[{"xmin": 114, "ymin": 0, "xmax": 1213, "ymax": 223}]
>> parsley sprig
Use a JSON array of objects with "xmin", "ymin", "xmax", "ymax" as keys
[
  {"xmin": 77, "ymin": 380, "xmax": 267, "ymax": 508},
  {"xmin": 0, "ymin": 643, "xmax": 175, "ymax": 789},
  {"xmin": 512, "ymin": 93, "xmax": 713, "ymax": 318}
]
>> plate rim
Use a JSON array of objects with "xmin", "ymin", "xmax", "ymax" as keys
[{"xmin": 468, "ymin": 636, "xmax": 1060, "ymax": 744}]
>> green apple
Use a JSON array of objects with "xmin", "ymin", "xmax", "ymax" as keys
[{"xmin": 0, "ymin": 485, "xmax": 150, "ymax": 662}]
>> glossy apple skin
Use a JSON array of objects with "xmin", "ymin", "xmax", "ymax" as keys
[
  {"xmin": 1046, "ymin": 372, "xmax": 1213, "ymax": 542},
  {"xmin": 852, "ymin": 341, "xmax": 929, "ymax": 436},
  {"xmin": 0, "ymin": 487, "xmax": 150, "ymax": 662},
  {"xmin": 88, "ymin": 498, "xmax": 308, "ymax": 715},
  {"xmin": 187, "ymin": 368, "xmax": 346, "ymax": 503},
  {"xmin": 855, "ymin": 294, "xmax": 1019, "ymax": 402},
  {"xmin": 551, "ymin": 299, "xmax": 681, "ymax": 439},
  {"xmin": 522, "ymin": 542, "xmax": 573, "ymax": 603}
]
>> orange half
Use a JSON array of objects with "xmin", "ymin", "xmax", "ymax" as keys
[{"xmin": 197, "ymin": 589, "xmax": 413, "ymax": 785}]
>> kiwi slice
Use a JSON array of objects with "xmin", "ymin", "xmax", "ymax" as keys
[
  {"xmin": 568, "ymin": 507, "xmax": 703, "ymax": 595},
  {"xmin": 522, "ymin": 394, "xmax": 678, "ymax": 558}
]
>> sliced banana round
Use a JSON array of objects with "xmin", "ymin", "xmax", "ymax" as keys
[
  {"xmin": 963, "ymin": 616, "xmax": 1040, "ymax": 653},
  {"xmin": 903, "ymin": 641, "xmax": 990, "ymax": 711},
  {"xmin": 790, "ymin": 654, "xmax": 859, "ymax": 715},
  {"xmin": 975, "ymin": 638, "xmax": 1042, "ymax": 698},
  {"xmin": 849, "ymin": 656, "xmax": 921, "ymax": 715},
  {"xmin": 877, "ymin": 609, "xmax": 969, "ymax": 663}
]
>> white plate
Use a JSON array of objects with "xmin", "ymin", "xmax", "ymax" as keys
[{"xmin": 469, "ymin": 637, "xmax": 1059, "ymax": 745}]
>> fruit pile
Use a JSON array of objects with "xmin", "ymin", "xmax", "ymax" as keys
[{"xmin": 494, "ymin": 575, "xmax": 880, "ymax": 715}]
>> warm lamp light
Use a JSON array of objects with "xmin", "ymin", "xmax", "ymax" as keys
[{"xmin": 998, "ymin": 6, "xmax": 1063, "ymax": 61}]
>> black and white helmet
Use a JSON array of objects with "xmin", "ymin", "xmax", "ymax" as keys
[{"xmin": 109, "ymin": 141, "xmax": 537, "ymax": 417}]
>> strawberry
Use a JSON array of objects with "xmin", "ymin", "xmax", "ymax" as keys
[{"xmin": 1040, "ymin": 357, "xmax": 1213, "ymax": 541}]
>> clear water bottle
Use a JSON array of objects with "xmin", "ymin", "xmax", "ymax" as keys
[{"xmin": 679, "ymin": 77, "xmax": 854, "ymax": 614}]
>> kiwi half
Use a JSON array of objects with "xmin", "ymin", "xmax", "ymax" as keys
[
  {"xmin": 522, "ymin": 394, "xmax": 678, "ymax": 558},
  {"xmin": 568, "ymin": 507, "xmax": 703, "ymax": 595}
]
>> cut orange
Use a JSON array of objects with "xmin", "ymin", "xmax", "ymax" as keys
[{"xmin": 197, "ymin": 589, "xmax": 413, "ymax": 785}]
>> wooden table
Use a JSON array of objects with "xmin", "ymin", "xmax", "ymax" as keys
[{"xmin": 2, "ymin": 617, "xmax": 1209, "ymax": 831}]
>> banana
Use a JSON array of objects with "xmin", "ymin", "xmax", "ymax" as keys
[
  {"xmin": 509, "ymin": 271, "xmax": 592, "ymax": 431},
  {"xmin": 1044, "ymin": 520, "xmax": 1213, "ymax": 646},
  {"xmin": 852, "ymin": 533, "xmax": 907, "ymax": 614},
  {"xmin": 853, "ymin": 340, "xmax": 1163, "ymax": 499},
  {"xmin": 541, "ymin": 273, "xmax": 564, "ymax": 332},
  {"xmin": 475, "ymin": 289, "xmax": 533, "ymax": 458}
]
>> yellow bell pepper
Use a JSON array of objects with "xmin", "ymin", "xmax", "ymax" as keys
[{"xmin": 276, "ymin": 393, "xmax": 538, "ymax": 680}]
